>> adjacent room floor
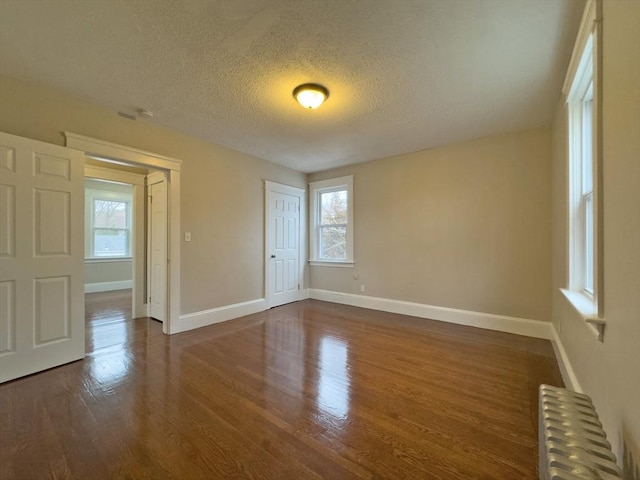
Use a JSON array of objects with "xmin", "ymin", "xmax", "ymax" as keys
[{"xmin": 0, "ymin": 293, "xmax": 563, "ymax": 479}]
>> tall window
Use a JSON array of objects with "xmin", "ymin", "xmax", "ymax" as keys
[
  {"xmin": 582, "ymin": 88, "xmax": 594, "ymax": 294},
  {"xmin": 568, "ymin": 34, "xmax": 595, "ymax": 298},
  {"xmin": 563, "ymin": 6, "xmax": 601, "ymax": 323},
  {"xmin": 92, "ymin": 199, "xmax": 129, "ymax": 257},
  {"xmin": 309, "ymin": 176, "xmax": 354, "ymax": 265},
  {"xmin": 85, "ymin": 183, "xmax": 133, "ymax": 259}
]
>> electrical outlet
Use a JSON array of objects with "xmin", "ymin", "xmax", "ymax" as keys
[
  {"xmin": 360, "ymin": 285, "xmax": 365, "ymax": 293},
  {"xmin": 184, "ymin": 232, "xmax": 191, "ymax": 242}
]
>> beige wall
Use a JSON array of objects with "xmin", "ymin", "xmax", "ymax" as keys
[
  {"xmin": 0, "ymin": 75, "xmax": 307, "ymax": 314},
  {"xmin": 551, "ymin": 0, "xmax": 640, "ymax": 470},
  {"xmin": 85, "ymin": 260, "xmax": 132, "ymax": 285},
  {"xmin": 309, "ymin": 127, "xmax": 552, "ymax": 321}
]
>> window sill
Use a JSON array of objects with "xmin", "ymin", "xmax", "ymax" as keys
[
  {"xmin": 85, "ymin": 257, "xmax": 133, "ymax": 264},
  {"xmin": 309, "ymin": 260, "xmax": 354, "ymax": 268},
  {"xmin": 559, "ymin": 288, "xmax": 606, "ymax": 341}
]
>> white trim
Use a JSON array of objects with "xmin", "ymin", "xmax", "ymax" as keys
[
  {"xmin": 562, "ymin": 0, "xmax": 597, "ymax": 96},
  {"xmin": 84, "ymin": 280, "xmax": 133, "ymax": 293},
  {"xmin": 66, "ymin": 132, "xmax": 181, "ymax": 171},
  {"xmin": 66, "ymin": 132, "xmax": 181, "ymax": 334},
  {"xmin": 84, "ymin": 164, "xmax": 145, "ymax": 186},
  {"xmin": 550, "ymin": 324, "xmax": 583, "ymax": 393},
  {"xmin": 309, "ymin": 260, "xmax": 354, "ymax": 268},
  {"xmin": 560, "ymin": 288, "xmax": 597, "ymax": 320},
  {"xmin": 85, "ymin": 257, "xmax": 132, "ymax": 264},
  {"xmin": 264, "ymin": 181, "xmax": 306, "ymax": 309},
  {"xmin": 174, "ymin": 298, "xmax": 267, "ymax": 334},
  {"xmin": 560, "ymin": 288, "xmax": 606, "ymax": 341},
  {"xmin": 308, "ymin": 289, "xmax": 552, "ymax": 339}
]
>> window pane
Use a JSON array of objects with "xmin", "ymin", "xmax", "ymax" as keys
[
  {"xmin": 94, "ymin": 200, "xmax": 127, "ymax": 228},
  {"xmin": 582, "ymin": 96, "xmax": 593, "ymax": 194},
  {"xmin": 584, "ymin": 194, "xmax": 594, "ymax": 293},
  {"xmin": 320, "ymin": 190, "xmax": 347, "ymax": 225},
  {"xmin": 320, "ymin": 226, "xmax": 346, "ymax": 260},
  {"xmin": 93, "ymin": 229, "xmax": 128, "ymax": 257}
]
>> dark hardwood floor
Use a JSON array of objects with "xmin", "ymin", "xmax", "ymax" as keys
[
  {"xmin": 0, "ymin": 293, "xmax": 563, "ymax": 479},
  {"xmin": 84, "ymin": 289, "xmax": 163, "ymax": 354}
]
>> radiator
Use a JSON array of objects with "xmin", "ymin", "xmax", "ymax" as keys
[{"xmin": 539, "ymin": 384, "xmax": 622, "ymax": 479}]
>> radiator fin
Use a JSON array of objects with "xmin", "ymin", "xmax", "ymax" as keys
[{"xmin": 539, "ymin": 384, "xmax": 622, "ymax": 480}]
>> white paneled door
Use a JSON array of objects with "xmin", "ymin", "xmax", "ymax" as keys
[
  {"xmin": 266, "ymin": 182, "xmax": 304, "ymax": 308},
  {"xmin": 148, "ymin": 172, "xmax": 167, "ymax": 322},
  {"xmin": 0, "ymin": 132, "xmax": 85, "ymax": 383}
]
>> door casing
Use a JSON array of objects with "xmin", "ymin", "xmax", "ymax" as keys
[{"xmin": 65, "ymin": 132, "xmax": 181, "ymax": 334}]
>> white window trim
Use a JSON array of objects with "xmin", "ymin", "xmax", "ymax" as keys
[
  {"xmin": 85, "ymin": 188, "xmax": 133, "ymax": 260},
  {"xmin": 561, "ymin": 0, "xmax": 605, "ymax": 341},
  {"xmin": 309, "ymin": 175, "xmax": 354, "ymax": 267}
]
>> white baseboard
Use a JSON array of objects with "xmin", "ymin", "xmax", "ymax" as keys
[
  {"xmin": 173, "ymin": 298, "xmax": 267, "ymax": 334},
  {"xmin": 85, "ymin": 280, "xmax": 133, "ymax": 293},
  {"xmin": 308, "ymin": 289, "xmax": 553, "ymax": 340},
  {"xmin": 550, "ymin": 324, "xmax": 583, "ymax": 392}
]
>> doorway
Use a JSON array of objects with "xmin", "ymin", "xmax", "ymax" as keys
[
  {"xmin": 66, "ymin": 132, "xmax": 181, "ymax": 334},
  {"xmin": 83, "ymin": 173, "xmax": 137, "ymax": 352}
]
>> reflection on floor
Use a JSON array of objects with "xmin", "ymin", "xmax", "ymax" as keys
[
  {"xmin": 1, "ymin": 299, "xmax": 563, "ymax": 479},
  {"xmin": 85, "ymin": 289, "xmax": 162, "ymax": 353}
]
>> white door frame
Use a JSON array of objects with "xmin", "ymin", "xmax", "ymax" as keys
[
  {"xmin": 264, "ymin": 181, "xmax": 306, "ymax": 308},
  {"xmin": 65, "ymin": 132, "xmax": 181, "ymax": 334}
]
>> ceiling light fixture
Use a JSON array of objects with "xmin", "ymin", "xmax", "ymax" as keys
[{"xmin": 293, "ymin": 83, "xmax": 329, "ymax": 109}]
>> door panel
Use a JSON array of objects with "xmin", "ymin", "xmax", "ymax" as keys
[
  {"xmin": 0, "ymin": 280, "xmax": 15, "ymax": 354},
  {"xmin": 267, "ymin": 184, "xmax": 302, "ymax": 308},
  {"xmin": 0, "ymin": 132, "xmax": 84, "ymax": 383}
]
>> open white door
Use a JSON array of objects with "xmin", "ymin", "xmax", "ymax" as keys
[
  {"xmin": 0, "ymin": 132, "xmax": 85, "ymax": 383},
  {"xmin": 265, "ymin": 182, "xmax": 304, "ymax": 308},
  {"xmin": 148, "ymin": 172, "xmax": 167, "ymax": 322}
]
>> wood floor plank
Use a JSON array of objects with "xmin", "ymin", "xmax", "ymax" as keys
[{"xmin": 0, "ymin": 292, "xmax": 563, "ymax": 479}]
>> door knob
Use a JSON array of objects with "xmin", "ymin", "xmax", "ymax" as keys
[{"xmin": 270, "ymin": 255, "xmax": 276, "ymax": 258}]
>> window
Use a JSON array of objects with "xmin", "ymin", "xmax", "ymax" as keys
[
  {"xmin": 562, "ymin": 1, "xmax": 603, "ymax": 329},
  {"xmin": 309, "ymin": 176, "xmax": 353, "ymax": 266},
  {"xmin": 85, "ymin": 182, "xmax": 133, "ymax": 259},
  {"xmin": 569, "ymin": 70, "xmax": 595, "ymax": 297}
]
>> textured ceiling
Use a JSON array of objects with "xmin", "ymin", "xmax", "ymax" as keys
[{"xmin": 0, "ymin": 0, "xmax": 584, "ymax": 173}]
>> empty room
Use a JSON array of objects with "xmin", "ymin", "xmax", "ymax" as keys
[{"xmin": 0, "ymin": 0, "xmax": 638, "ymax": 479}]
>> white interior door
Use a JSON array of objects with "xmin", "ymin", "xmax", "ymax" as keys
[
  {"xmin": 0, "ymin": 132, "xmax": 85, "ymax": 383},
  {"xmin": 266, "ymin": 182, "xmax": 303, "ymax": 308},
  {"xmin": 148, "ymin": 173, "xmax": 167, "ymax": 322}
]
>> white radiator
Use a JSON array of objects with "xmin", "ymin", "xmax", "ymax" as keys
[{"xmin": 539, "ymin": 384, "xmax": 622, "ymax": 479}]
